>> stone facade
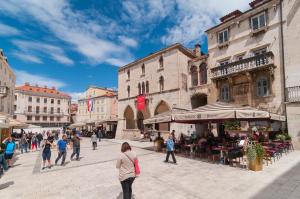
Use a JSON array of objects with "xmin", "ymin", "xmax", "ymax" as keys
[
  {"xmin": 282, "ymin": 0, "xmax": 300, "ymax": 148},
  {"xmin": 76, "ymin": 87, "xmax": 117, "ymax": 124},
  {"xmin": 14, "ymin": 84, "xmax": 71, "ymax": 127},
  {"xmin": 116, "ymin": 43, "xmax": 204, "ymax": 139},
  {"xmin": 0, "ymin": 49, "xmax": 16, "ymax": 116},
  {"xmin": 206, "ymin": 0, "xmax": 285, "ymax": 116}
]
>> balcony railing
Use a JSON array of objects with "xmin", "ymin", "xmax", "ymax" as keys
[
  {"xmin": 211, "ymin": 52, "xmax": 274, "ymax": 79},
  {"xmin": 24, "ymin": 111, "xmax": 64, "ymax": 116},
  {"xmin": 286, "ymin": 86, "xmax": 300, "ymax": 103}
]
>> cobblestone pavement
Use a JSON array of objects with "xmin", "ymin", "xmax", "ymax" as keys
[{"xmin": 1, "ymin": 138, "xmax": 300, "ymax": 199}]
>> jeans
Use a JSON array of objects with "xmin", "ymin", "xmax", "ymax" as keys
[
  {"xmin": 121, "ymin": 177, "xmax": 135, "ymax": 199},
  {"xmin": 55, "ymin": 150, "xmax": 67, "ymax": 165},
  {"xmin": 0, "ymin": 153, "xmax": 8, "ymax": 170},
  {"xmin": 166, "ymin": 151, "xmax": 177, "ymax": 163},
  {"xmin": 71, "ymin": 147, "xmax": 80, "ymax": 160},
  {"xmin": 21, "ymin": 143, "xmax": 28, "ymax": 153}
]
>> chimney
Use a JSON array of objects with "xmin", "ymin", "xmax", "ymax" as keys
[{"xmin": 194, "ymin": 44, "xmax": 201, "ymax": 57}]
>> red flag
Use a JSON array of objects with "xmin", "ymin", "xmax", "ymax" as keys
[{"xmin": 137, "ymin": 95, "xmax": 145, "ymax": 110}]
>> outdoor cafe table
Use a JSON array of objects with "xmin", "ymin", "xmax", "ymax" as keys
[{"xmin": 211, "ymin": 146, "xmax": 234, "ymax": 164}]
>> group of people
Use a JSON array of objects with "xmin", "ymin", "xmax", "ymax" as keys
[{"xmin": 19, "ymin": 132, "xmax": 44, "ymax": 153}]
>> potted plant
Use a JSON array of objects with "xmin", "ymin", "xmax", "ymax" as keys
[{"xmin": 247, "ymin": 142, "xmax": 265, "ymax": 171}]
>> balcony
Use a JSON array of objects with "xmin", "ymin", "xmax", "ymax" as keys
[
  {"xmin": 211, "ymin": 52, "xmax": 274, "ymax": 80},
  {"xmin": 24, "ymin": 111, "xmax": 64, "ymax": 116},
  {"xmin": 286, "ymin": 86, "xmax": 300, "ymax": 103}
]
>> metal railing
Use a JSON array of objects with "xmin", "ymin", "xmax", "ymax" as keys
[
  {"xmin": 286, "ymin": 86, "xmax": 300, "ymax": 102},
  {"xmin": 211, "ymin": 52, "xmax": 274, "ymax": 79}
]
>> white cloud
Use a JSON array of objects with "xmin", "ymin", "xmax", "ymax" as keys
[
  {"xmin": 12, "ymin": 52, "xmax": 43, "ymax": 64},
  {"xmin": 12, "ymin": 40, "xmax": 73, "ymax": 65},
  {"xmin": 0, "ymin": 0, "xmax": 133, "ymax": 66},
  {"xmin": 162, "ymin": 0, "xmax": 250, "ymax": 45},
  {"xmin": 0, "ymin": 23, "xmax": 21, "ymax": 36},
  {"xmin": 68, "ymin": 91, "xmax": 86, "ymax": 102},
  {"xmin": 118, "ymin": 36, "xmax": 138, "ymax": 48},
  {"xmin": 15, "ymin": 69, "xmax": 66, "ymax": 89}
]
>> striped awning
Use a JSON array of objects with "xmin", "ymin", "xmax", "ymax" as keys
[{"xmin": 174, "ymin": 102, "xmax": 285, "ymax": 122}]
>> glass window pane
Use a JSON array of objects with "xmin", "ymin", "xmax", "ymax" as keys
[
  {"xmin": 219, "ymin": 33, "xmax": 223, "ymax": 43},
  {"xmin": 252, "ymin": 17, "xmax": 259, "ymax": 30},
  {"xmin": 259, "ymin": 14, "xmax": 266, "ymax": 27}
]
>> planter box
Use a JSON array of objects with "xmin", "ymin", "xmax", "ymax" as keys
[{"xmin": 248, "ymin": 158, "xmax": 263, "ymax": 171}]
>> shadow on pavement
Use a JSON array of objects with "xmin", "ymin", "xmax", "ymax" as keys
[
  {"xmin": 0, "ymin": 181, "xmax": 14, "ymax": 190},
  {"xmin": 251, "ymin": 162, "xmax": 300, "ymax": 199},
  {"xmin": 116, "ymin": 192, "xmax": 122, "ymax": 199}
]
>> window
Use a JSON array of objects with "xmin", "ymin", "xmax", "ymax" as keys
[
  {"xmin": 191, "ymin": 65, "xmax": 198, "ymax": 86},
  {"xmin": 146, "ymin": 81, "xmax": 149, "ymax": 93},
  {"xmin": 127, "ymin": 70, "xmax": 130, "ymax": 80},
  {"xmin": 127, "ymin": 86, "xmax": 130, "ymax": 97},
  {"xmin": 44, "ymin": 98, "xmax": 47, "ymax": 103},
  {"xmin": 51, "ymin": 99, "xmax": 54, "ymax": 104},
  {"xmin": 13, "ymin": 115, "xmax": 17, "ymax": 119},
  {"xmin": 57, "ymin": 108, "xmax": 60, "ymax": 113},
  {"xmin": 219, "ymin": 59, "xmax": 230, "ymax": 66},
  {"xmin": 43, "ymin": 107, "xmax": 47, "ymax": 113},
  {"xmin": 101, "ymin": 107, "xmax": 104, "ymax": 112},
  {"xmin": 159, "ymin": 56, "xmax": 164, "ymax": 69},
  {"xmin": 43, "ymin": 116, "xmax": 47, "ymax": 121},
  {"xmin": 253, "ymin": 48, "xmax": 267, "ymax": 56},
  {"xmin": 28, "ymin": 106, "xmax": 32, "ymax": 112},
  {"xmin": 36, "ymin": 98, "xmax": 40, "ymax": 103},
  {"xmin": 35, "ymin": 116, "xmax": 40, "ymax": 121},
  {"xmin": 138, "ymin": 83, "xmax": 141, "ymax": 95},
  {"xmin": 235, "ymin": 54, "xmax": 245, "ymax": 61},
  {"xmin": 142, "ymin": 82, "xmax": 145, "ymax": 94},
  {"xmin": 15, "ymin": 95, "xmax": 17, "ymax": 100},
  {"xmin": 50, "ymin": 107, "xmax": 54, "ymax": 114},
  {"xmin": 28, "ymin": 96, "xmax": 32, "ymax": 102},
  {"xmin": 57, "ymin": 117, "xmax": 61, "ymax": 121},
  {"xmin": 27, "ymin": 116, "xmax": 32, "ymax": 121},
  {"xmin": 141, "ymin": 64, "xmax": 145, "ymax": 75},
  {"xmin": 220, "ymin": 84, "xmax": 230, "ymax": 101},
  {"xmin": 36, "ymin": 106, "xmax": 40, "ymax": 114},
  {"xmin": 57, "ymin": 100, "xmax": 60, "ymax": 105},
  {"xmin": 251, "ymin": 12, "xmax": 266, "ymax": 30},
  {"xmin": 159, "ymin": 76, "xmax": 164, "ymax": 92},
  {"xmin": 218, "ymin": 29, "xmax": 229, "ymax": 44},
  {"xmin": 14, "ymin": 105, "xmax": 17, "ymax": 111},
  {"xmin": 50, "ymin": 116, "xmax": 54, "ymax": 121},
  {"xmin": 257, "ymin": 77, "xmax": 269, "ymax": 97},
  {"xmin": 199, "ymin": 63, "xmax": 207, "ymax": 85}
]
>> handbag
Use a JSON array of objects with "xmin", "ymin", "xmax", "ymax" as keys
[{"xmin": 124, "ymin": 152, "xmax": 140, "ymax": 177}]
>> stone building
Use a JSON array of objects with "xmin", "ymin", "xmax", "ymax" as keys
[
  {"xmin": 282, "ymin": 0, "xmax": 300, "ymax": 148},
  {"xmin": 0, "ymin": 49, "xmax": 16, "ymax": 115},
  {"xmin": 205, "ymin": 0, "xmax": 286, "ymax": 130},
  {"xmin": 76, "ymin": 87, "xmax": 118, "ymax": 125},
  {"xmin": 14, "ymin": 83, "xmax": 71, "ymax": 127},
  {"xmin": 116, "ymin": 43, "xmax": 208, "ymax": 139}
]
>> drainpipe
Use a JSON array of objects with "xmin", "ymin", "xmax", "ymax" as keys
[{"xmin": 279, "ymin": 0, "xmax": 288, "ymax": 129}]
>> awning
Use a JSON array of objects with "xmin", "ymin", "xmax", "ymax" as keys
[
  {"xmin": 9, "ymin": 118, "xmax": 29, "ymax": 129},
  {"xmin": 173, "ymin": 102, "xmax": 285, "ymax": 122},
  {"xmin": 27, "ymin": 124, "xmax": 42, "ymax": 129},
  {"xmin": 69, "ymin": 122, "xmax": 86, "ymax": 128},
  {"xmin": 143, "ymin": 107, "xmax": 189, "ymax": 124}
]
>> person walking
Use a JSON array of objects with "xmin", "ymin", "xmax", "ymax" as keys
[
  {"xmin": 36, "ymin": 132, "xmax": 43, "ymax": 149},
  {"xmin": 55, "ymin": 135, "xmax": 68, "ymax": 166},
  {"xmin": 116, "ymin": 142, "xmax": 137, "ymax": 199},
  {"xmin": 2, "ymin": 136, "xmax": 16, "ymax": 168},
  {"xmin": 164, "ymin": 134, "xmax": 177, "ymax": 164},
  {"xmin": 70, "ymin": 132, "xmax": 81, "ymax": 161},
  {"xmin": 20, "ymin": 134, "xmax": 28, "ymax": 154},
  {"xmin": 41, "ymin": 136, "xmax": 52, "ymax": 169},
  {"xmin": 31, "ymin": 133, "xmax": 38, "ymax": 152},
  {"xmin": 91, "ymin": 132, "xmax": 97, "ymax": 150}
]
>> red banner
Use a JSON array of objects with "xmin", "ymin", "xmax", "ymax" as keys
[{"xmin": 137, "ymin": 95, "xmax": 145, "ymax": 110}]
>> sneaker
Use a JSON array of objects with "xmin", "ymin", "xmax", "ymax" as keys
[
  {"xmin": 42, "ymin": 167, "xmax": 45, "ymax": 170},
  {"xmin": 164, "ymin": 160, "xmax": 168, "ymax": 163},
  {"xmin": 48, "ymin": 165, "xmax": 52, "ymax": 169}
]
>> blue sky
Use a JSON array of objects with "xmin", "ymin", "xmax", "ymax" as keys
[{"xmin": 0, "ymin": 0, "xmax": 250, "ymax": 101}]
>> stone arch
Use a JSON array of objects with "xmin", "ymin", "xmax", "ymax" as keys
[
  {"xmin": 136, "ymin": 105, "xmax": 151, "ymax": 131},
  {"xmin": 154, "ymin": 100, "xmax": 171, "ymax": 131},
  {"xmin": 123, "ymin": 105, "xmax": 135, "ymax": 129},
  {"xmin": 191, "ymin": 93, "xmax": 207, "ymax": 109}
]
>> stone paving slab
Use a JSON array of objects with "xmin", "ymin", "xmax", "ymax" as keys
[{"xmin": 1, "ymin": 138, "xmax": 300, "ymax": 199}]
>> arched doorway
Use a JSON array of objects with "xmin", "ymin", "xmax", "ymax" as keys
[
  {"xmin": 191, "ymin": 93, "xmax": 207, "ymax": 109},
  {"xmin": 124, "ymin": 106, "xmax": 135, "ymax": 129},
  {"xmin": 136, "ymin": 106, "xmax": 150, "ymax": 132},
  {"xmin": 154, "ymin": 101, "xmax": 170, "ymax": 131}
]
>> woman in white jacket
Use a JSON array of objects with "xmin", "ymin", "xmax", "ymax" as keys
[{"xmin": 116, "ymin": 142, "xmax": 137, "ymax": 199}]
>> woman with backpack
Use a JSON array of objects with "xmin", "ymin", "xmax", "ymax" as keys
[{"xmin": 116, "ymin": 142, "xmax": 139, "ymax": 199}]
